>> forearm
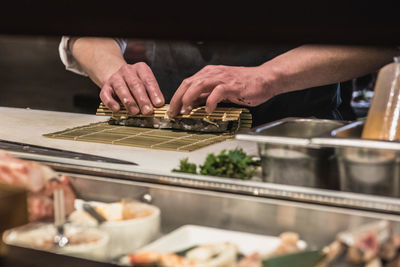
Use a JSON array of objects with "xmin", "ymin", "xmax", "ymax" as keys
[
  {"xmin": 70, "ymin": 37, "xmax": 126, "ymax": 87},
  {"xmin": 262, "ymin": 45, "xmax": 399, "ymax": 95}
]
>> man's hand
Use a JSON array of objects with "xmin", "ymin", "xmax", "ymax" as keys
[
  {"xmin": 69, "ymin": 37, "xmax": 165, "ymax": 115},
  {"xmin": 167, "ymin": 65, "xmax": 276, "ymax": 116},
  {"xmin": 100, "ymin": 62, "xmax": 165, "ymax": 115},
  {"xmin": 167, "ymin": 45, "xmax": 399, "ymax": 117}
]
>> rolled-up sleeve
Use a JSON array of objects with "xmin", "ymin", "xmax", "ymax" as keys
[{"xmin": 58, "ymin": 36, "xmax": 128, "ymax": 76}]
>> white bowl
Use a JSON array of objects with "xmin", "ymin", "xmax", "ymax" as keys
[
  {"xmin": 60, "ymin": 224, "xmax": 110, "ymax": 261},
  {"xmin": 3, "ymin": 222, "xmax": 109, "ymax": 261},
  {"xmin": 70, "ymin": 200, "xmax": 161, "ymax": 259}
]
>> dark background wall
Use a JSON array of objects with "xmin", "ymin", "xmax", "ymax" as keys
[
  {"xmin": 0, "ymin": 35, "xmax": 369, "ymax": 120},
  {"xmin": 0, "ymin": 35, "xmax": 100, "ymax": 114}
]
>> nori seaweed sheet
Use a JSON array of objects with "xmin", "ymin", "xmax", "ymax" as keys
[{"xmin": 109, "ymin": 117, "xmax": 236, "ymax": 133}]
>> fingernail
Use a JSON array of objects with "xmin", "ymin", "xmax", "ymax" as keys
[
  {"xmin": 142, "ymin": 105, "xmax": 152, "ymax": 114},
  {"xmin": 181, "ymin": 106, "xmax": 192, "ymax": 115},
  {"xmin": 154, "ymin": 97, "xmax": 163, "ymax": 105},
  {"xmin": 205, "ymin": 107, "xmax": 212, "ymax": 114},
  {"xmin": 129, "ymin": 107, "xmax": 139, "ymax": 115},
  {"xmin": 112, "ymin": 104, "xmax": 119, "ymax": 112}
]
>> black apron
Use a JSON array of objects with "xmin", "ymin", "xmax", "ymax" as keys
[{"xmin": 126, "ymin": 40, "xmax": 342, "ymax": 127}]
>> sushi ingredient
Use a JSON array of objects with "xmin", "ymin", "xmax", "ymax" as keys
[
  {"xmin": 0, "ymin": 150, "xmax": 54, "ymax": 192},
  {"xmin": 199, "ymin": 148, "xmax": 260, "ymax": 179},
  {"xmin": 237, "ymin": 252, "xmax": 262, "ymax": 267},
  {"xmin": 0, "ymin": 151, "xmax": 75, "ymax": 221},
  {"xmin": 69, "ymin": 200, "xmax": 154, "ymax": 224},
  {"xmin": 268, "ymin": 232, "xmax": 302, "ymax": 256},
  {"xmin": 110, "ymin": 116, "xmax": 233, "ymax": 133},
  {"xmin": 172, "ymin": 148, "xmax": 260, "ymax": 180},
  {"xmin": 172, "ymin": 158, "xmax": 197, "ymax": 174},
  {"xmin": 7, "ymin": 223, "xmax": 103, "ymax": 250},
  {"xmin": 185, "ymin": 242, "xmax": 238, "ymax": 267},
  {"xmin": 347, "ymin": 231, "xmax": 380, "ymax": 264},
  {"xmin": 128, "ymin": 242, "xmax": 238, "ymax": 267}
]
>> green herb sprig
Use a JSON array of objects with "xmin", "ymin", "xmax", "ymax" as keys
[
  {"xmin": 172, "ymin": 148, "xmax": 260, "ymax": 180},
  {"xmin": 172, "ymin": 157, "xmax": 197, "ymax": 174}
]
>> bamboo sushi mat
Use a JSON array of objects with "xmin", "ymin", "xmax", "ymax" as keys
[
  {"xmin": 44, "ymin": 122, "xmax": 238, "ymax": 152},
  {"xmin": 44, "ymin": 104, "xmax": 252, "ymax": 152}
]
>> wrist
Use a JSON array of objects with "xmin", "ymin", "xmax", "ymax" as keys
[
  {"xmin": 256, "ymin": 63, "xmax": 283, "ymax": 99},
  {"xmin": 97, "ymin": 60, "xmax": 126, "ymax": 86},
  {"xmin": 71, "ymin": 37, "xmax": 126, "ymax": 87}
]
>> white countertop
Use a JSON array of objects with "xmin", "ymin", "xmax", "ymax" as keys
[{"xmin": 0, "ymin": 107, "xmax": 258, "ymax": 175}]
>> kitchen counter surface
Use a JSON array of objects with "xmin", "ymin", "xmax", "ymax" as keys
[{"xmin": 0, "ymin": 107, "xmax": 257, "ymax": 175}]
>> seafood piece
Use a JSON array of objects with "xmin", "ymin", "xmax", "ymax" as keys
[
  {"xmin": 337, "ymin": 221, "xmax": 391, "ymax": 264},
  {"xmin": 379, "ymin": 236, "xmax": 400, "ymax": 261},
  {"xmin": 347, "ymin": 231, "xmax": 380, "ymax": 264},
  {"xmin": 365, "ymin": 257, "xmax": 383, "ymax": 267},
  {"xmin": 266, "ymin": 232, "xmax": 301, "ymax": 257},
  {"xmin": 316, "ymin": 240, "xmax": 345, "ymax": 267},
  {"xmin": 0, "ymin": 150, "xmax": 55, "ymax": 192},
  {"xmin": 127, "ymin": 242, "xmax": 238, "ymax": 267},
  {"xmin": 4, "ymin": 223, "xmax": 109, "ymax": 260},
  {"xmin": 237, "ymin": 252, "xmax": 262, "ymax": 267},
  {"xmin": 129, "ymin": 251, "xmax": 163, "ymax": 266},
  {"xmin": 185, "ymin": 242, "xmax": 238, "ymax": 267},
  {"xmin": 0, "ymin": 150, "xmax": 76, "ymax": 221},
  {"xmin": 129, "ymin": 251, "xmax": 194, "ymax": 267},
  {"xmin": 69, "ymin": 200, "xmax": 155, "ymax": 224},
  {"xmin": 386, "ymin": 255, "xmax": 400, "ymax": 267}
]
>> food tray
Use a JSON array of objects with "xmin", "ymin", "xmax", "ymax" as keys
[{"xmin": 138, "ymin": 224, "xmax": 306, "ymax": 255}]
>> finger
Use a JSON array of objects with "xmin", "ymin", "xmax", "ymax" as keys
[
  {"xmin": 136, "ymin": 63, "xmax": 165, "ymax": 107},
  {"xmin": 205, "ymin": 84, "xmax": 229, "ymax": 113},
  {"xmin": 167, "ymin": 78, "xmax": 192, "ymax": 117},
  {"xmin": 191, "ymin": 93, "xmax": 209, "ymax": 107},
  {"xmin": 124, "ymin": 73, "xmax": 154, "ymax": 115},
  {"xmin": 100, "ymin": 85, "xmax": 120, "ymax": 112},
  {"xmin": 111, "ymin": 78, "xmax": 140, "ymax": 115},
  {"xmin": 180, "ymin": 80, "xmax": 216, "ymax": 114}
]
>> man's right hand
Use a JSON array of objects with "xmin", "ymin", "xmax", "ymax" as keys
[{"xmin": 100, "ymin": 62, "xmax": 165, "ymax": 115}]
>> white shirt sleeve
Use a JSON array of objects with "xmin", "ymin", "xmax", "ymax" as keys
[{"xmin": 58, "ymin": 36, "xmax": 128, "ymax": 76}]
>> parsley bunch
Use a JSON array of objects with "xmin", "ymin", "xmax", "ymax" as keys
[
  {"xmin": 172, "ymin": 148, "xmax": 260, "ymax": 180},
  {"xmin": 172, "ymin": 158, "xmax": 197, "ymax": 174}
]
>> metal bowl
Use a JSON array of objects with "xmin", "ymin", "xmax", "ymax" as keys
[
  {"xmin": 314, "ymin": 121, "xmax": 400, "ymax": 197},
  {"xmin": 236, "ymin": 118, "xmax": 345, "ymax": 188}
]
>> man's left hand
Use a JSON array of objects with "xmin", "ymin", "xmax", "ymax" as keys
[{"xmin": 167, "ymin": 65, "xmax": 276, "ymax": 116}]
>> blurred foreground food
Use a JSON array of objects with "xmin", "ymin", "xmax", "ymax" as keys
[{"xmin": 0, "ymin": 150, "xmax": 75, "ymax": 221}]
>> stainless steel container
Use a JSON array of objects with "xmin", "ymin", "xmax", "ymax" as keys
[
  {"xmin": 313, "ymin": 121, "xmax": 400, "ymax": 197},
  {"xmin": 236, "ymin": 118, "xmax": 346, "ymax": 188}
]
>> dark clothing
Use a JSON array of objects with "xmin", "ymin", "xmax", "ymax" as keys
[{"xmin": 126, "ymin": 41, "xmax": 342, "ymax": 126}]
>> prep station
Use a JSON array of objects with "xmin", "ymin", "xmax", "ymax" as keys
[{"xmin": 1, "ymin": 3, "xmax": 400, "ymax": 267}]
